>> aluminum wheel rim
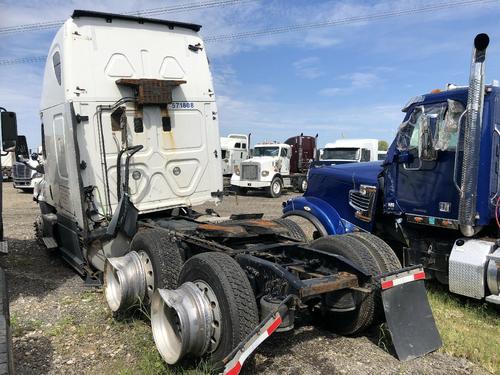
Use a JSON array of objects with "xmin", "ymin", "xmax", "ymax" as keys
[
  {"xmin": 104, "ymin": 261, "xmax": 123, "ymax": 312},
  {"xmin": 272, "ymin": 181, "xmax": 281, "ymax": 194},
  {"xmin": 302, "ymin": 179, "xmax": 308, "ymax": 191},
  {"xmin": 194, "ymin": 280, "xmax": 222, "ymax": 353},
  {"xmin": 138, "ymin": 250, "xmax": 155, "ymax": 302}
]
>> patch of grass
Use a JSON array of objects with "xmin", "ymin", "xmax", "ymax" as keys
[
  {"xmin": 7, "ymin": 255, "xmax": 33, "ymax": 267},
  {"xmin": 47, "ymin": 315, "xmax": 75, "ymax": 337},
  {"xmin": 110, "ymin": 318, "xmax": 213, "ymax": 375},
  {"xmin": 376, "ymin": 323, "xmax": 392, "ymax": 353},
  {"xmin": 10, "ymin": 313, "xmax": 43, "ymax": 336},
  {"xmin": 427, "ymin": 283, "xmax": 500, "ymax": 374}
]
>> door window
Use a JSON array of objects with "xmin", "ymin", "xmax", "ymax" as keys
[
  {"xmin": 53, "ymin": 51, "xmax": 62, "ymax": 85},
  {"xmin": 280, "ymin": 148, "xmax": 288, "ymax": 157},
  {"xmin": 361, "ymin": 149, "xmax": 371, "ymax": 162}
]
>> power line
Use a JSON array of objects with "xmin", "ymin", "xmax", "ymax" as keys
[
  {"xmin": 0, "ymin": 56, "xmax": 46, "ymax": 65},
  {"xmin": 205, "ymin": 0, "xmax": 499, "ymax": 42},
  {"xmin": 0, "ymin": 0, "xmax": 255, "ymax": 35},
  {"xmin": 0, "ymin": 0, "xmax": 497, "ymax": 66}
]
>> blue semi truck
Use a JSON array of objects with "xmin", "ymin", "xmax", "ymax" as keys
[{"xmin": 283, "ymin": 33, "xmax": 500, "ymax": 304}]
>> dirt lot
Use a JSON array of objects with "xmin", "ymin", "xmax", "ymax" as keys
[{"xmin": 0, "ymin": 183, "xmax": 493, "ymax": 374}]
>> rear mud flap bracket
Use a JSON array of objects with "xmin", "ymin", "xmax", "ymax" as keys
[{"xmin": 380, "ymin": 266, "xmax": 442, "ymax": 361}]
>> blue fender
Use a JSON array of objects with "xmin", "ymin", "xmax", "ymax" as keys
[{"xmin": 282, "ymin": 196, "xmax": 347, "ymax": 235}]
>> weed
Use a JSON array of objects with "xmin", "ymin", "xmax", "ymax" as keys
[{"xmin": 427, "ymin": 283, "xmax": 500, "ymax": 374}]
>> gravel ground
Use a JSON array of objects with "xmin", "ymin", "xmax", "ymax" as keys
[{"xmin": 0, "ymin": 183, "xmax": 491, "ymax": 374}]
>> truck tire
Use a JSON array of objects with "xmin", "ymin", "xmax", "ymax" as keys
[
  {"xmin": 297, "ymin": 177, "xmax": 308, "ymax": 193},
  {"xmin": 273, "ymin": 218, "xmax": 308, "ymax": 241},
  {"xmin": 178, "ymin": 252, "xmax": 258, "ymax": 368},
  {"xmin": 268, "ymin": 177, "xmax": 283, "ymax": 198},
  {"xmin": 345, "ymin": 233, "xmax": 401, "ymax": 322},
  {"xmin": 130, "ymin": 229, "xmax": 184, "ymax": 301},
  {"xmin": 309, "ymin": 234, "xmax": 383, "ymax": 335},
  {"xmin": 347, "ymin": 233, "xmax": 401, "ymax": 272},
  {"xmin": 0, "ymin": 268, "xmax": 14, "ymax": 375}
]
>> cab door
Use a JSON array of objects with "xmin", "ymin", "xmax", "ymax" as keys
[
  {"xmin": 280, "ymin": 147, "xmax": 290, "ymax": 174},
  {"xmin": 390, "ymin": 100, "xmax": 465, "ymax": 223}
]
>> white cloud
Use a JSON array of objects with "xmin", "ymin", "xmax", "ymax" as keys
[
  {"xmin": 319, "ymin": 71, "xmax": 381, "ymax": 96},
  {"xmin": 318, "ymin": 87, "xmax": 341, "ymax": 96},
  {"xmin": 344, "ymin": 72, "xmax": 380, "ymax": 88},
  {"xmin": 293, "ymin": 57, "xmax": 323, "ymax": 79}
]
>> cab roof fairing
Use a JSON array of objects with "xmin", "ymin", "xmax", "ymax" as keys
[{"xmin": 71, "ymin": 10, "xmax": 202, "ymax": 32}]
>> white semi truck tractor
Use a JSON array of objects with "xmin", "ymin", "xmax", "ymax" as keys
[
  {"xmin": 24, "ymin": 10, "xmax": 441, "ymax": 372},
  {"xmin": 230, "ymin": 135, "xmax": 316, "ymax": 197}
]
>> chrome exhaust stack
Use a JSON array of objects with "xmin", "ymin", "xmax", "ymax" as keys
[
  {"xmin": 459, "ymin": 33, "xmax": 489, "ymax": 237},
  {"xmin": 104, "ymin": 251, "xmax": 147, "ymax": 312},
  {"xmin": 151, "ymin": 282, "xmax": 220, "ymax": 364}
]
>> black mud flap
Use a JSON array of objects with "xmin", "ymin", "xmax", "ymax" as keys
[{"xmin": 380, "ymin": 266, "xmax": 442, "ymax": 361}]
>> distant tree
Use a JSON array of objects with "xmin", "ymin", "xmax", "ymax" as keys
[{"xmin": 378, "ymin": 140, "xmax": 388, "ymax": 151}]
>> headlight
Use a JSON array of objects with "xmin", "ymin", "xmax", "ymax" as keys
[
  {"xmin": 261, "ymin": 170, "xmax": 269, "ymax": 177},
  {"xmin": 234, "ymin": 165, "xmax": 240, "ymax": 176},
  {"xmin": 33, "ymin": 172, "xmax": 43, "ymax": 178}
]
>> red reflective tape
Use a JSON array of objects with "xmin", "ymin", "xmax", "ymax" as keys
[
  {"xmin": 266, "ymin": 316, "xmax": 282, "ymax": 335},
  {"xmin": 381, "ymin": 280, "xmax": 393, "ymax": 290},
  {"xmin": 225, "ymin": 361, "xmax": 242, "ymax": 375},
  {"xmin": 382, "ymin": 270, "xmax": 426, "ymax": 290},
  {"xmin": 413, "ymin": 271, "xmax": 426, "ymax": 281}
]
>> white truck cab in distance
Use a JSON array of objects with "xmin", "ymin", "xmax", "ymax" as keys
[
  {"xmin": 220, "ymin": 134, "xmax": 249, "ymax": 176},
  {"xmin": 12, "ymin": 147, "xmax": 43, "ymax": 191},
  {"xmin": 231, "ymin": 135, "xmax": 316, "ymax": 197},
  {"xmin": 231, "ymin": 143, "xmax": 290, "ymax": 197},
  {"xmin": 320, "ymin": 139, "xmax": 380, "ymax": 164}
]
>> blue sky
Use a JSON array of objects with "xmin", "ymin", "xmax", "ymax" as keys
[{"xmin": 1, "ymin": 0, "xmax": 500, "ymax": 148}]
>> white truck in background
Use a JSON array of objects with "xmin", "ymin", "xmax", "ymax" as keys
[
  {"xmin": 317, "ymin": 138, "xmax": 381, "ymax": 166},
  {"xmin": 220, "ymin": 134, "xmax": 249, "ymax": 176},
  {"xmin": 231, "ymin": 135, "xmax": 316, "ymax": 197},
  {"xmin": 12, "ymin": 145, "xmax": 44, "ymax": 192}
]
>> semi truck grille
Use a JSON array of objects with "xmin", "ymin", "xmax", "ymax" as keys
[
  {"xmin": 349, "ymin": 191, "xmax": 371, "ymax": 211},
  {"xmin": 13, "ymin": 164, "xmax": 31, "ymax": 179},
  {"xmin": 349, "ymin": 185, "xmax": 377, "ymax": 222},
  {"xmin": 241, "ymin": 164, "xmax": 259, "ymax": 180}
]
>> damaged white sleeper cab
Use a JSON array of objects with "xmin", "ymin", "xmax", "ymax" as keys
[{"xmin": 34, "ymin": 10, "xmax": 442, "ymax": 373}]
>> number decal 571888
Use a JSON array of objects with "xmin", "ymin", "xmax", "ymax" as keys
[{"xmin": 168, "ymin": 102, "xmax": 195, "ymax": 109}]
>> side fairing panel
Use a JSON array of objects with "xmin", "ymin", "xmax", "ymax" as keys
[{"xmin": 41, "ymin": 103, "xmax": 85, "ymax": 227}]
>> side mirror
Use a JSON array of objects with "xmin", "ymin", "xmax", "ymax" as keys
[
  {"xmin": 31, "ymin": 152, "xmax": 38, "ymax": 161},
  {"xmin": 1, "ymin": 111, "xmax": 18, "ymax": 152}
]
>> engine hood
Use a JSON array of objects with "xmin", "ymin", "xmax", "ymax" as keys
[
  {"xmin": 243, "ymin": 156, "xmax": 276, "ymax": 163},
  {"xmin": 242, "ymin": 156, "xmax": 277, "ymax": 170},
  {"xmin": 305, "ymin": 161, "xmax": 384, "ymax": 231},
  {"xmin": 309, "ymin": 161, "xmax": 383, "ymax": 186}
]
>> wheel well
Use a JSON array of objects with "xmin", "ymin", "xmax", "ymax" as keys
[{"xmin": 282, "ymin": 211, "xmax": 328, "ymax": 237}]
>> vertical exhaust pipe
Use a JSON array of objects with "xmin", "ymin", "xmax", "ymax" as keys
[{"xmin": 459, "ymin": 33, "xmax": 489, "ymax": 237}]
